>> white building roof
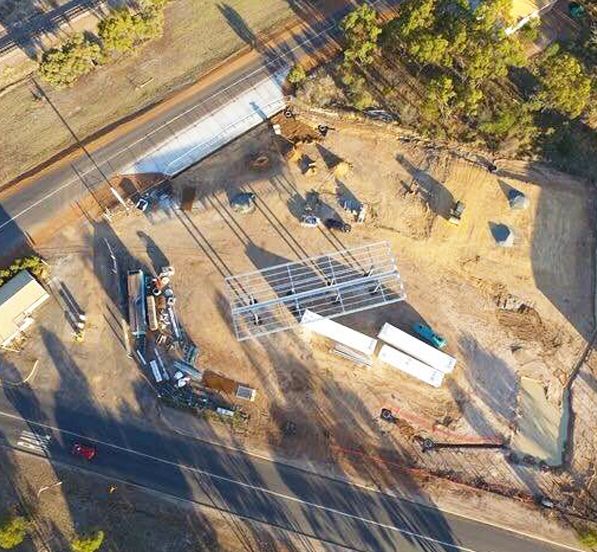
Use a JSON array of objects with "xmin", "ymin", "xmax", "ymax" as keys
[
  {"xmin": 0, "ymin": 270, "xmax": 49, "ymax": 346},
  {"xmin": 301, "ymin": 309, "xmax": 377, "ymax": 357},
  {"xmin": 378, "ymin": 323, "xmax": 456, "ymax": 374},
  {"xmin": 378, "ymin": 344, "xmax": 444, "ymax": 388}
]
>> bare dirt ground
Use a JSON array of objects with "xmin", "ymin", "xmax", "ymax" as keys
[
  {"xmin": 4, "ymin": 113, "xmax": 595, "ymax": 525},
  {"xmin": 0, "ymin": 450, "xmax": 328, "ymax": 551}
]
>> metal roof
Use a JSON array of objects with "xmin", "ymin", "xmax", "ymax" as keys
[
  {"xmin": 225, "ymin": 242, "xmax": 406, "ymax": 341},
  {"xmin": 0, "ymin": 271, "xmax": 50, "ymax": 346}
]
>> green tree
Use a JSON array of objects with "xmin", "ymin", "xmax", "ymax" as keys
[
  {"xmin": 98, "ymin": 9, "xmax": 137, "ymax": 52},
  {"xmin": 455, "ymin": 84, "xmax": 484, "ymax": 115},
  {"xmin": 407, "ymin": 31, "xmax": 451, "ymax": 66},
  {"xmin": 470, "ymin": 0, "xmax": 514, "ymax": 34},
  {"xmin": 536, "ymin": 50, "xmax": 592, "ymax": 118},
  {"xmin": 287, "ymin": 63, "xmax": 307, "ymax": 85},
  {"xmin": 38, "ymin": 33, "xmax": 103, "ymax": 88},
  {"xmin": 478, "ymin": 100, "xmax": 537, "ymax": 147},
  {"xmin": 395, "ymin": 0, "xmax": 435, "ymax": 38},
  {"xmin": 71, "ymin": 530, "xmax": 104, "ymax": 552},
  {"xmin": 423, "ymin": 75, "xmax": 456, "ymax": 119},
  {"xmin": 0, "ymin": 516, "xmax": 28, "ymax": 549},
  {"xmin": 99, "ymin": 5, "xmax": 164, "ymax": 53},
  {"xmin": 133, "ymin": 5, "xmax": 165, "ymax": 41},
  {"xmin": 340, "ymin": 5, "xmax": 381, "ymax": 65}
]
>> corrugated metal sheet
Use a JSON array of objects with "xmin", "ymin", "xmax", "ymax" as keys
[
  {"xmin": 0, "ymin": 271, "xmax": 49, "ymax": 345},
  {"xmin": 122, "ymin": 71, "xmax": 286, "ymax": 176}
]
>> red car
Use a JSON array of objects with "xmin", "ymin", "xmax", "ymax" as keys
[{"xmin": 71, "ymin": 443, "xmax": 96, "ymax": 461}]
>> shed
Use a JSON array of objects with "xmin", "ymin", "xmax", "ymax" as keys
[{"xmin": 0, "ymin": 271, "xmax": 49, "ymax": 347}]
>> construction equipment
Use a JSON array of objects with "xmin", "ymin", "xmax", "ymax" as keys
[
  {"xmin": 412, "ymin": 323, "xmax": 446, "ymax": 349},
  {"xmin": 300, "ymin": 191, "xmax": 321, "ymax": 227},
  {"xmin": 448, "ymin": 200, "xmax": 465, "ymax": 225}
]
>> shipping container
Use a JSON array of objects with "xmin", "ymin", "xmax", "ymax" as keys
[
  {"xmin": 378, "ymin": 344, "xmax": 444, "ymax": 388},
  {"xmin": 378, "ymin": 323, "xmax": 455, "ymax": 374},
  {"xmin": 127, "ymin": 270, "xmax": 147, "ymax": 337}
]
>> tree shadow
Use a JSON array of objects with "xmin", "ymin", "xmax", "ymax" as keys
[
  {"xmin": 396, "ymin": 154, "xmax": 454, "ymax": 219},
  {"xmin": 530, "ymin": 176, "xmax": 595, "ymax": 341},
  {"xmin": 0, "ymin": 204, "xmax": 38, "ymax": 266},
  {"xmin": 136, "ymin": 231, "xmax": 170, "ymax": 274}
]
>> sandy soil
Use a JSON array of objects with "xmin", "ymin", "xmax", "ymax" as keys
[{"xmin": 6, "ymin": 115, "xmax": 595, "ymax": 514}]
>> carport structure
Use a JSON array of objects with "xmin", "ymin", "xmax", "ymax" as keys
[{"xmin": 225, "ymin": 242, "xmax": 406, "ymax": 341}]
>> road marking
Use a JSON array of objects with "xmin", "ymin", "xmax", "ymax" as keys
[
  {"xmin": 16, "ymin": 429, "xmax": 51, "ymax": 454},
  {"xmin": 0, "ymin": 12, "xmax": 344, "ymax": 231},
  {"xmin": 0, "ymin": 409, "xmax": 583, "ymax": 552}
]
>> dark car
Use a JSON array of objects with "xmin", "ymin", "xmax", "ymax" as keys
[
  {"xmin": 72, "ymin": 442, "xmax": 96, "ymax": 461},
  {"xmin": 324, "ymin": 218, "xmax": 351, "ymax": 233}
]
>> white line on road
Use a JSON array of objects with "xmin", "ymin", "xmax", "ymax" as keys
[
  {"xmin": 0, "ymin": 9, "xmax": 345, "ymax": 232},
  {"xmin": 0, "ymin": 409, "xmax": 584, "ymax": 552}
]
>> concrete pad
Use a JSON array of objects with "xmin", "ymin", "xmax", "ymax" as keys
[{"xmin": 511, "ymin": 376, "xmax": 568, "ymax": 465}]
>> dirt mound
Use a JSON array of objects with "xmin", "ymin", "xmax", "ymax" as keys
[{"xmin": 497, "ymin": 307, "xmax": 563, "ymax": 352}]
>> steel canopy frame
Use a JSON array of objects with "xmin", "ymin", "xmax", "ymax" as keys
[{"xmin": 225, "ymin": 242, "xmax": 406, "ymax": 341}]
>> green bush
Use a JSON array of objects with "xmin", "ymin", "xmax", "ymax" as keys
[
  {"xmin": 0, "ymin": 516, "xmax": 28, "ymax": 549},
  {"xmin": 71, "ymin": 530, "xmax": 104, "ymax": 552},
  {"xmin": 39, "ymin": 33, "xmax": 103, "ymax": 88},
  {"xmin": 519, "ymin": 17, "xmax": 541, "ymax": 43},
  {"xmin": 99, "ymin": 6, "xmax": 164, "ymax": 53},
  {"xmin": 287, "ymin": 64, "xmax": 307, "ymax": 85},
  {"xmin": 0, "ymin": 256, "xmax": 46, "ymax": 287},
  {"xmin": 577, "ymin": 526, "xmax": 597, "ymax": 548}
]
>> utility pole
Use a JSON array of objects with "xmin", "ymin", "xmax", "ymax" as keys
[{"xmin": 31, "ymin": 78, "xmax": 129, "ymax": 217}]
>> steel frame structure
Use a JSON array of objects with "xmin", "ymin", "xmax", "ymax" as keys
[{"xmin": 225, "ymin": 242, "xmax": 406, "ymax": 341}]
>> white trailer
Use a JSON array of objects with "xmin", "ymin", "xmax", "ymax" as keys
[
  {"xmin": 378, "ymin": 323, "xmax": 456, "ymax": 374},
  {"xmin": 378, "ymin": 344, "xmax": 444, "ymax": 388},
  {"xmin": 301, "ymin": 309, "xmax": 377, "ymax": 360},
  {"xmin": 149, "ymin": 360, "xmax": 163, "ymax": 383}
]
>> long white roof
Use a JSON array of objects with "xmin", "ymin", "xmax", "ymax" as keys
[
  {"xmin": 378, "ymin": 344, "xmax": 444, "ymax": 388},
  {"xmin": 378, "ymin": 323, "xmax": 456, "ymax": 374},
  {"xmin": 0, "ymin": 270, "xmax": 49, "ymax": 345},
  {"xmin": 301, "ymin": 309, "xmax": 377, "ymax": 357}
]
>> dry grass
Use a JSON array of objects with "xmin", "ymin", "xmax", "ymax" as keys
[{"xmin": 0, "ymin": 0, "xmax": 294, "ymax": 184}]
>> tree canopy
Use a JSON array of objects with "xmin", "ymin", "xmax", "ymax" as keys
[
  {"xmin": 71, "ymin": 530, "xmax": 105, "ymax": 552},
  {"xmin": 0, "ymin": 516, "xmax": 28, "ymax": 550},
  {"xmin": 536, "ymin": 47, "xmax": 592, "ymax": 118},
  {"xmin": 39, "ymin": 34, "xmax": 103, "ymax": 88},
  {"xmin": 340, "ymin": 5, "xmax": 381, "ymax": 65}
]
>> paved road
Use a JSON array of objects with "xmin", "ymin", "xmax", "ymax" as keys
[
  {"xmin": 0, "ymin": 388, "xmax": 579, "ymax": 552},
  {"xmin": 0, "ymin": 0, "xmax": 361, "ymax": 258},
  {"xmin": 0, "ymin": 2, "xmax": 583, "ymax": 550}
]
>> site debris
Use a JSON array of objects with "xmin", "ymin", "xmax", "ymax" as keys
[{"xmin": 6, "ymin": 111, "xmax": 596, "ymax": 517}]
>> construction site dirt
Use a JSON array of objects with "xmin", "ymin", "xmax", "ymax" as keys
[{"xmin": 6, "ymin": 114, "xmax": 595, "ymax": 522}]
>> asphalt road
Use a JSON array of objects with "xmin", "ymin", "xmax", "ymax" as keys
[
  {"xmin": 0, "ymin": 388, "xmax": 579, "ymax": 552},
  {"xmin": 0, "ymin": 2, "xmax": 583, "ymax": 550},
  {"xmin": 0, "ymin": 0, "xmax": 359, "ymax": 257}
]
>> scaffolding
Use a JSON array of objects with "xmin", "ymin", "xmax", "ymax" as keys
[{"xmin": 225, "ymin": 242, "xmax": 406, "ymax": 341}]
